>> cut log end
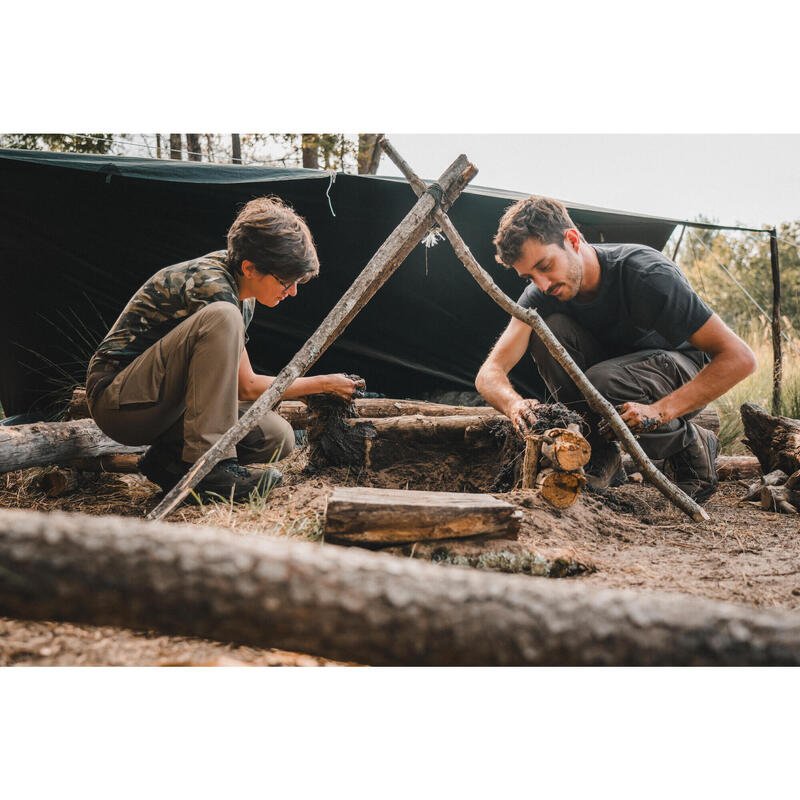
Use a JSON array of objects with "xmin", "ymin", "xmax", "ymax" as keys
[{"xmin": 534, "ymin": 469, "xmax": 586, "ymax": 509}]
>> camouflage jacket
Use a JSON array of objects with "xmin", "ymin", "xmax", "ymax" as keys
[{"xmin": 88, "ymin": 251, "xmax": 255, "ymax": 377}]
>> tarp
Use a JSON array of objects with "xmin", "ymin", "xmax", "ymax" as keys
[{"xmin": 0, "ymin": 148, "xmax": 678, "ymax": 415}]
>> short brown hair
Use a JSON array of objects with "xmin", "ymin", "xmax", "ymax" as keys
[
  {"xmin": 226, "ymin": 196, "xmax": 319, "ymax": 283},
  {"xmin": 493, "ymin": 196, "xmax": 577, "ymax": 267}
]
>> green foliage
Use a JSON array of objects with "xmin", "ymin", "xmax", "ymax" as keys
[
  {"xmin": 0, "ymin": 134, "xmax": 115, "ymax": 154},
  {"xmin": 676, "ymin": 218, "xmax": 800, "ymax": 336}
]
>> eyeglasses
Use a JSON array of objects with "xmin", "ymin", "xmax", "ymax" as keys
[{"xmin": 271, "ymin": 274, "xmax": 297, "ymax": 291}]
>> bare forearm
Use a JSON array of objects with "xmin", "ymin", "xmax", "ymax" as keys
[
  {"xmin": 654, "ymin": 349, "xmax": 756, "ymax": 422},
  {"xmin": 476, "ymin": 364, "xmax": 525, "ymax": 417},
  {"xmin": 238, "ymin": 374, "xmax": 331, "ymax": 402}
]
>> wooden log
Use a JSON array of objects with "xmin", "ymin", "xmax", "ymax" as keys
[
  {"xmin": 785, "ymin": 469, "xmax": 800, "ymax": 490},
  {"xmin": 715, "ymin": 456, "xmax": 761, "ymax": 481},
  {"xmin": 624, "ymin": 453, "xmax": 760, "ymax": 482},
  {"xmin": 741, "ymin": 402, "xmax": 800, "ymax": 475},
  {"xmin": 5, "ymin": 508, "xmax": 800, "ymax": 665},
  {"xmin": 323, "ymin": 487, "xmax": 521, "ymax": 547},
  {"xmin": 694, "ymin": 408, "xmax": 720, "ymax": 435},
  {"xmin": 0, "ymin": 419, "xmax": 145, "ymax": 474},
  {"xmin": 741, "ymin": 469, "xmax": 789, "ymax": 502},
  {"xmin": 147, "ymin": 154, "xmax": 478, "ymax": 520},
  {"xmin": 540, "ymin": 428, "xmax": 591, "ymax": 471},
  {"xmin": 68, "ymin": 454, "xmax": 141, "ymax": 473},
  {"xmin": 67, "ymin": 388, "xmax": 503, "ymax": 427},
  {"xmin": 521, "ymin": 436, "xmax": 542, "ymax": 489},
  {"xmin": 760, "ymin": 485, "xmax": 800, "ymax": 514},
  {"xmin": 378, "ymin": 137, "xmax": 709, "ymax": 523},
  {"xmin": 534, "ymin": 469, "xmax": 586, "ymax": 509},
  {"xmin": 35, "ymin": 468, "xmax": 83, "ymax": 497},
  {"xmin": 346, "ymin": 414, "xmax": 497, "ymax": 441}
]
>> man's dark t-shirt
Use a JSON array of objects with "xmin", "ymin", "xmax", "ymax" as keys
[{"xmin": 517, "ymin": 243, "xmax": 713, "ymax": 364}]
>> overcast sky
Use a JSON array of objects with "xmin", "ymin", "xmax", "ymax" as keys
[{"xmin": 377, "ymin": 135, "xmax": 800, "ymax": 229}]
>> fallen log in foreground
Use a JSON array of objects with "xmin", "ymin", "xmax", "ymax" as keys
[
  {"xmin": 2, "ymin": 509, "xmax": 800, "ymax": 666},
  {"xmin": 0, "ymin": 420, "xmax": 145, "ymax": 474}
]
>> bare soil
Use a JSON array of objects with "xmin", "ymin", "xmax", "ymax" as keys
[{"xmin": 2, "ymin": 443, "xmax": 799, "ymax": 666}]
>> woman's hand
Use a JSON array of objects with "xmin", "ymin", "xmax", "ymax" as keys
[{"xmin": 325, "ymin": 373, "xmax": 366, "ymax": 401}]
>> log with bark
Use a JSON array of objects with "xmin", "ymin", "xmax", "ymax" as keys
[
  {"xmin": 739, "ymin": 467, "xmax": 800, "ymax": 514},
  {"xmin": 66, "ymin": 386, "xmax": 504, "ymax": 427},
  {"xmin": 323, "ymin": 487, "xmax": 522, "ymax": 547},
  {"xmin": 623, "ymin": 453, "xmax": 759, "ymax": 482},
  {"xmin": 741, "ymin": 402, "xmax": 800, "ymax": 475},
  {"xmin": 3, "ymin": 508, "xmax": 800, "ymax": 665},
  {"xmin": 0, "ymin": 419, "xmax": 145, "ymax": 474}
]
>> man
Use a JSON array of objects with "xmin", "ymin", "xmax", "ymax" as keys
[
  {"xmin": 475, "ymin": 196, "xmax": 756, "ymax": 502},
  {"xmin": 87, "ymin": 196, "xmax": 363, "ymax": 501}
]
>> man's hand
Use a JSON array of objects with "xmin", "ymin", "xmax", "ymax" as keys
[
  {"xmin": 617, "ymin": 401, "xmax": 667, "ymax": 434},
  {"xmin": 509, "ymin": 398, "xmax": 540, "ymax": 436},
  {"xmin": 325, "ymin": 373, "xmax": 366, "ymax": 402}
]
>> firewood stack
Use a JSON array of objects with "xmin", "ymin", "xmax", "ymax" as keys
[
  {"xmin": 740, "ymin": 469, "xmax": 800, "ymax": 514},
  {"xmin": 739, "ymin": 403, "xmax": 800, "ymax": 514},
  {"xmin": 521, "ymin": 427, "xmax": 590, "ymax": 509}
]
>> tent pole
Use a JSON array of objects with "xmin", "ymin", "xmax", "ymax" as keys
[
  {"xmin": 770, "ymin": 226, "xmax": 783, "ymax": 415},
  {"xmin": 379, "ymin": 137, "xmax": 709, "ymax": 523},
  {"xmin": 671, "ymin": 225, "xmax": 686, "ymax": 262}
]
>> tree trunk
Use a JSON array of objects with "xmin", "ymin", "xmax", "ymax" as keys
[
  {"xmin": 185, "ymin": 134, "xmax": 201, "ymax": 161},
  {"xmin": 231, "ymin": 134, "xmax": 242, "ymax": 164},
  {"xmin": 358, "ymin": 134, "xmax": 383, "ymax": 174},
  {"xmin": 741, "ymin": 402, "xmax": 800, "ymax": 475},
  {"xmin": 169, "ymin": 134, "xmax": 183, "ymax": 160},
  {"xmin": 3, "ymin": 508, "xmax": 800, "ymax": 665},
  {"xmin": 301, "ymin": 134, "xmax": 319, "ymax": 168},
  {"xmin": 0, "ymin": 420, "xmax": 144, "ymax": 473}
]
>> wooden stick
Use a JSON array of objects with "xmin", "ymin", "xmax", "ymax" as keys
[
  {"xmin": 147, "ymin": 154, "xmax": 477, "ymax": 520},
  {"xmin": 379, "ymin": 137, "xmax": 710, "ymax": 523},
  {"xmin": 521, "ymin": 436, "xmax": 541, "ymax": 489}
]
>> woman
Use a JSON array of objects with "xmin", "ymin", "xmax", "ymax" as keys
[{"xmin": 86, "ymin": 196, "xmax": 362, "ymax": 500}]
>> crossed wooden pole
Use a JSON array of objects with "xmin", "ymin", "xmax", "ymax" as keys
[{"xmin": 148, "ymin": 141, "xmax": 709, "ymax": 523}]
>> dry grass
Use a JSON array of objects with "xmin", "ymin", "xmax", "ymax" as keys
[{"xmin": 712, "ymin": 330, "xmax": 800, "ymax": 454}]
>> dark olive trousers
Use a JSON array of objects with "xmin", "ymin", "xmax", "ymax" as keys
[{"xmin": 529, "ymin": 313, "xmax": 706, "ymax": 460}]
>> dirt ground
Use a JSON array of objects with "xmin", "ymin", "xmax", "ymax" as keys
[{"xmin": 1, "ymin": 442, "xmax": 799, "ymax": 666}]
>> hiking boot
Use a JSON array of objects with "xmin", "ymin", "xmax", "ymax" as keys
[
  {"xmin": 585, "ymin": 440, "xmax": 626, "ymax": 490},
  {"xmin": 195, "ymin": 458, "xmax": 282, "ymax": 501},
  {"xmin": 138, "ymin": 445, "xmax": 186, "ymax": 493},
  {"xmin": 668, "ymin": 424, "xmax": 719, "ymax": 503}
]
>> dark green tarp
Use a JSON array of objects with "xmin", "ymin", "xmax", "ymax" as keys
[{"xmin": 0, "ymin": 148, "xmax": 677, "ymax": 416}]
